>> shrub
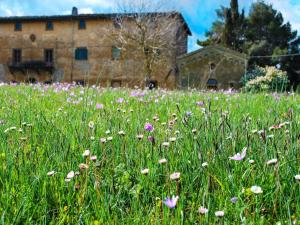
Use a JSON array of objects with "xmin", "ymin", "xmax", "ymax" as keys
[
  {"xmin": 243, "ymin": 66, "xmax": 289, "ymax": 92},
  {"xmin": 242, "ymin": 65, "xmax": 265, "ymax": 85}
]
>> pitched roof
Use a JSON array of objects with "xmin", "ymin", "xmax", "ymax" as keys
[
  {"xmin": 0, "ymin": 11, "xmax": 192, "ymax": 35},
  {"xmin": 178, "ymin": 45, "xmax": 249, "ymax": 61}
]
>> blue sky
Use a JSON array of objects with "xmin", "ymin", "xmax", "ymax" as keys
[{"xmin": 0, "ymin": 0, "xmax": 299, "ymax": 52}]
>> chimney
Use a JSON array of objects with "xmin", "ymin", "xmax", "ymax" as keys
[{"xmin": 72, "ymin": 7, "xmax": 78, "ymax": 16}]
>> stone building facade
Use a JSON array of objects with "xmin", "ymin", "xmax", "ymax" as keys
[
  {"xmin": 177, "ymin": 46, "xmax": 248, "ymax": 89},
  {"xmin": 0, "ymin": 8, "xmax": 191, "ymax": 88}
]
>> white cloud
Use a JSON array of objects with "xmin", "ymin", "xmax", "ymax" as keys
[
  {"xmin": 0, "ymin": 5, "xmax": 13, "ymax": 16},
  {"xmin": 79, "ymin": 8, "xmax": 94, "ymax": 14},
  {"xmin": 0, "ymin": 4, "xmax": 24, "ymax": 16}
]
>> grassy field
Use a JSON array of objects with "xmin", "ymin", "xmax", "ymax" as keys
[{"xmin": 0, "ymin": 83, "xmax": 299, "ymax": 224}]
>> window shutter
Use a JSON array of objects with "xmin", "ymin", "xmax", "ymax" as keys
[
  {"xmin": 112, "ymin": 46, "xmax": 121, "ymax": 60},
  {"xmin": 75, "ymin": 48, "xmax": 88, "ymax": 60}
]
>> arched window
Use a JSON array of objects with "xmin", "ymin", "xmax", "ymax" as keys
[
  {"xmin": 210, "ymin": 63, "xmax": 216, "ymax": 71},
  {"xmin": 207, "ymin": 79, "xmax": 218, "ymax": 89}
]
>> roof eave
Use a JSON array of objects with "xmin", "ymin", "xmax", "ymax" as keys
[{"xmin": 177, "ymin": 45, "xmax": 249, "ymax": 61}]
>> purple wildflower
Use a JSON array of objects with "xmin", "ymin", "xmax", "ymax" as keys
[
  {"xmin": 130, "ymin": 91, "xmax": 139, "ymax": 97},
  {"xmin": 186, "ymin": 111, "xmax": 192, "ymax": 117},
  {"xmin": 163, "ymin": 196, "xmax": 179, "ymax": 209},
  {"xmin": 230, "ymin": 197, "xmax": 238, "ymax": 203},
  {"xmin": 273, "ymin": 93, "xmax": 280, "ymax": 102},
  {"xmin": 147, "ymin": 136, "xmax": 155, "ymax": 143},
  {"xmin": 229, "ymin": 147, "xmax": 247, "ymax": 161},
  {"xmin": 117, "ymin": 98, "xmax": 124, "ymax": 103},
  {"xmin": 96, "ymin": 103, "xmax": 103, "ymax": 109},
  {"xmin": 196, "ymin": 101, "xmax": 204, "ymax": 106},
  {"xmin": 130, "ymin": 91, "xmax": 145, "ymax": 97},
  {"xmin": 144, "ymin": 122, "xmax": 154, "ymax": 132}
]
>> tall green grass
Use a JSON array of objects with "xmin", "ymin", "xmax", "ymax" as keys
[{"xmin": 0, "ymin": 84, "xmax": 299, "ymax": 224}]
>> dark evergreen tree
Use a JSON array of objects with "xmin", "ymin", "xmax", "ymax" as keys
[
  {"xmin": 230, "ymin": 0, "xmax": 239, "ymax": 23},
  {"xmin": 223, "ymin": 8, "xmax": 233, "ymax": 47}
]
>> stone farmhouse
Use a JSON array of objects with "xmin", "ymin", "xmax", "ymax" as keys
[
  {"xmin": 0, "ymin": 7, "xmax": 248, "ymax": 89},
  {"xmin": 0, "ymin": 7, "xmax": 191, "ymax": 88}
]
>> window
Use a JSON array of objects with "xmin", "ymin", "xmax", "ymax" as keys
[
  {"xmin": 46, "ymin": 21, "xmax": 53, "ymax": 30},
  {"xmin": 44, "ymin": 49, "xmax": 54, "ymax": 64},
  {"xmin": 210, "ymin": 63, "xmax": 216, "ymax": 71},
  {"xmin": 75, "ymin": 80, "xmax": 86, "ymax": 86},
  {"xmin": 144, "ymin": 47, "xmax": 150, "ymax": 56},
  {"xmin": 181, "ymin": 76, "xmax": 189, "ymax": 89},
  {"xmin": 148, "ymin": 80, "xmax": 158, "ymax": 90},
  {"xmin": 207, "ymin": 79, "xmax": 218, "ymax": 89},
  {"xmin": 15, "ymin": 22, "xmax": 22, "ymax": 31},
  {"xmin": 112, "ymin": 46, "xmax": 121, "ymax": 60},
  {"xmin": 12, "ymin": 49, "xmax": 22, "ymax": 65},
  {"xmin": 26, "ymin": 77, "xmax": 37, "ymax": 83},
  {"xmin": 113, "ymin": 18, "xmax": 122, "ymax": 29},
  {"xmin": 75, "ymin": 48, "xmax": 88, "ymax": 60},
  {"xmin": 78, "ymin": 20, "xmax": 86, "ymax": 29},
  {"xmin": 44, "ymin": 80, "xmax": 52, "ymax": 85},
  {"xmin": 111, "ymin": 80, "xmax": 122, "ymax": 88},
  {"xmin": 154, "ymin": 49, "xmax": 161, "ymax": 59}
]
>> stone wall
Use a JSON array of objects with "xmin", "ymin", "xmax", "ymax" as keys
[
  {"xmin": 0, "ymin": 64, "xmax": 7, "ymax": 82},
  {"xmin": 178, "ymin": 47, "xmax": 247, "ymax": 90}
]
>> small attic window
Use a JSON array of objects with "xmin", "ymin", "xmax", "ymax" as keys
[
  {"xmin": 15, "ymin": 22, "xmax": 22, "ymax": 31},
  {"xmin": 210, "ymin": 63, "xmax": 216, "ymax": 71},
  {"xmin": 78, "ymin": 20, "xmax": 86, "ymax": 29},
  {"xmin": 46, "ymin": 21, "xmax": 54, "ymax": 30}
]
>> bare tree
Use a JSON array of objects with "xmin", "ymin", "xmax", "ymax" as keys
[{"xmin": 108, "ymin": 0, "xmax": 189, "ymax": 88}]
